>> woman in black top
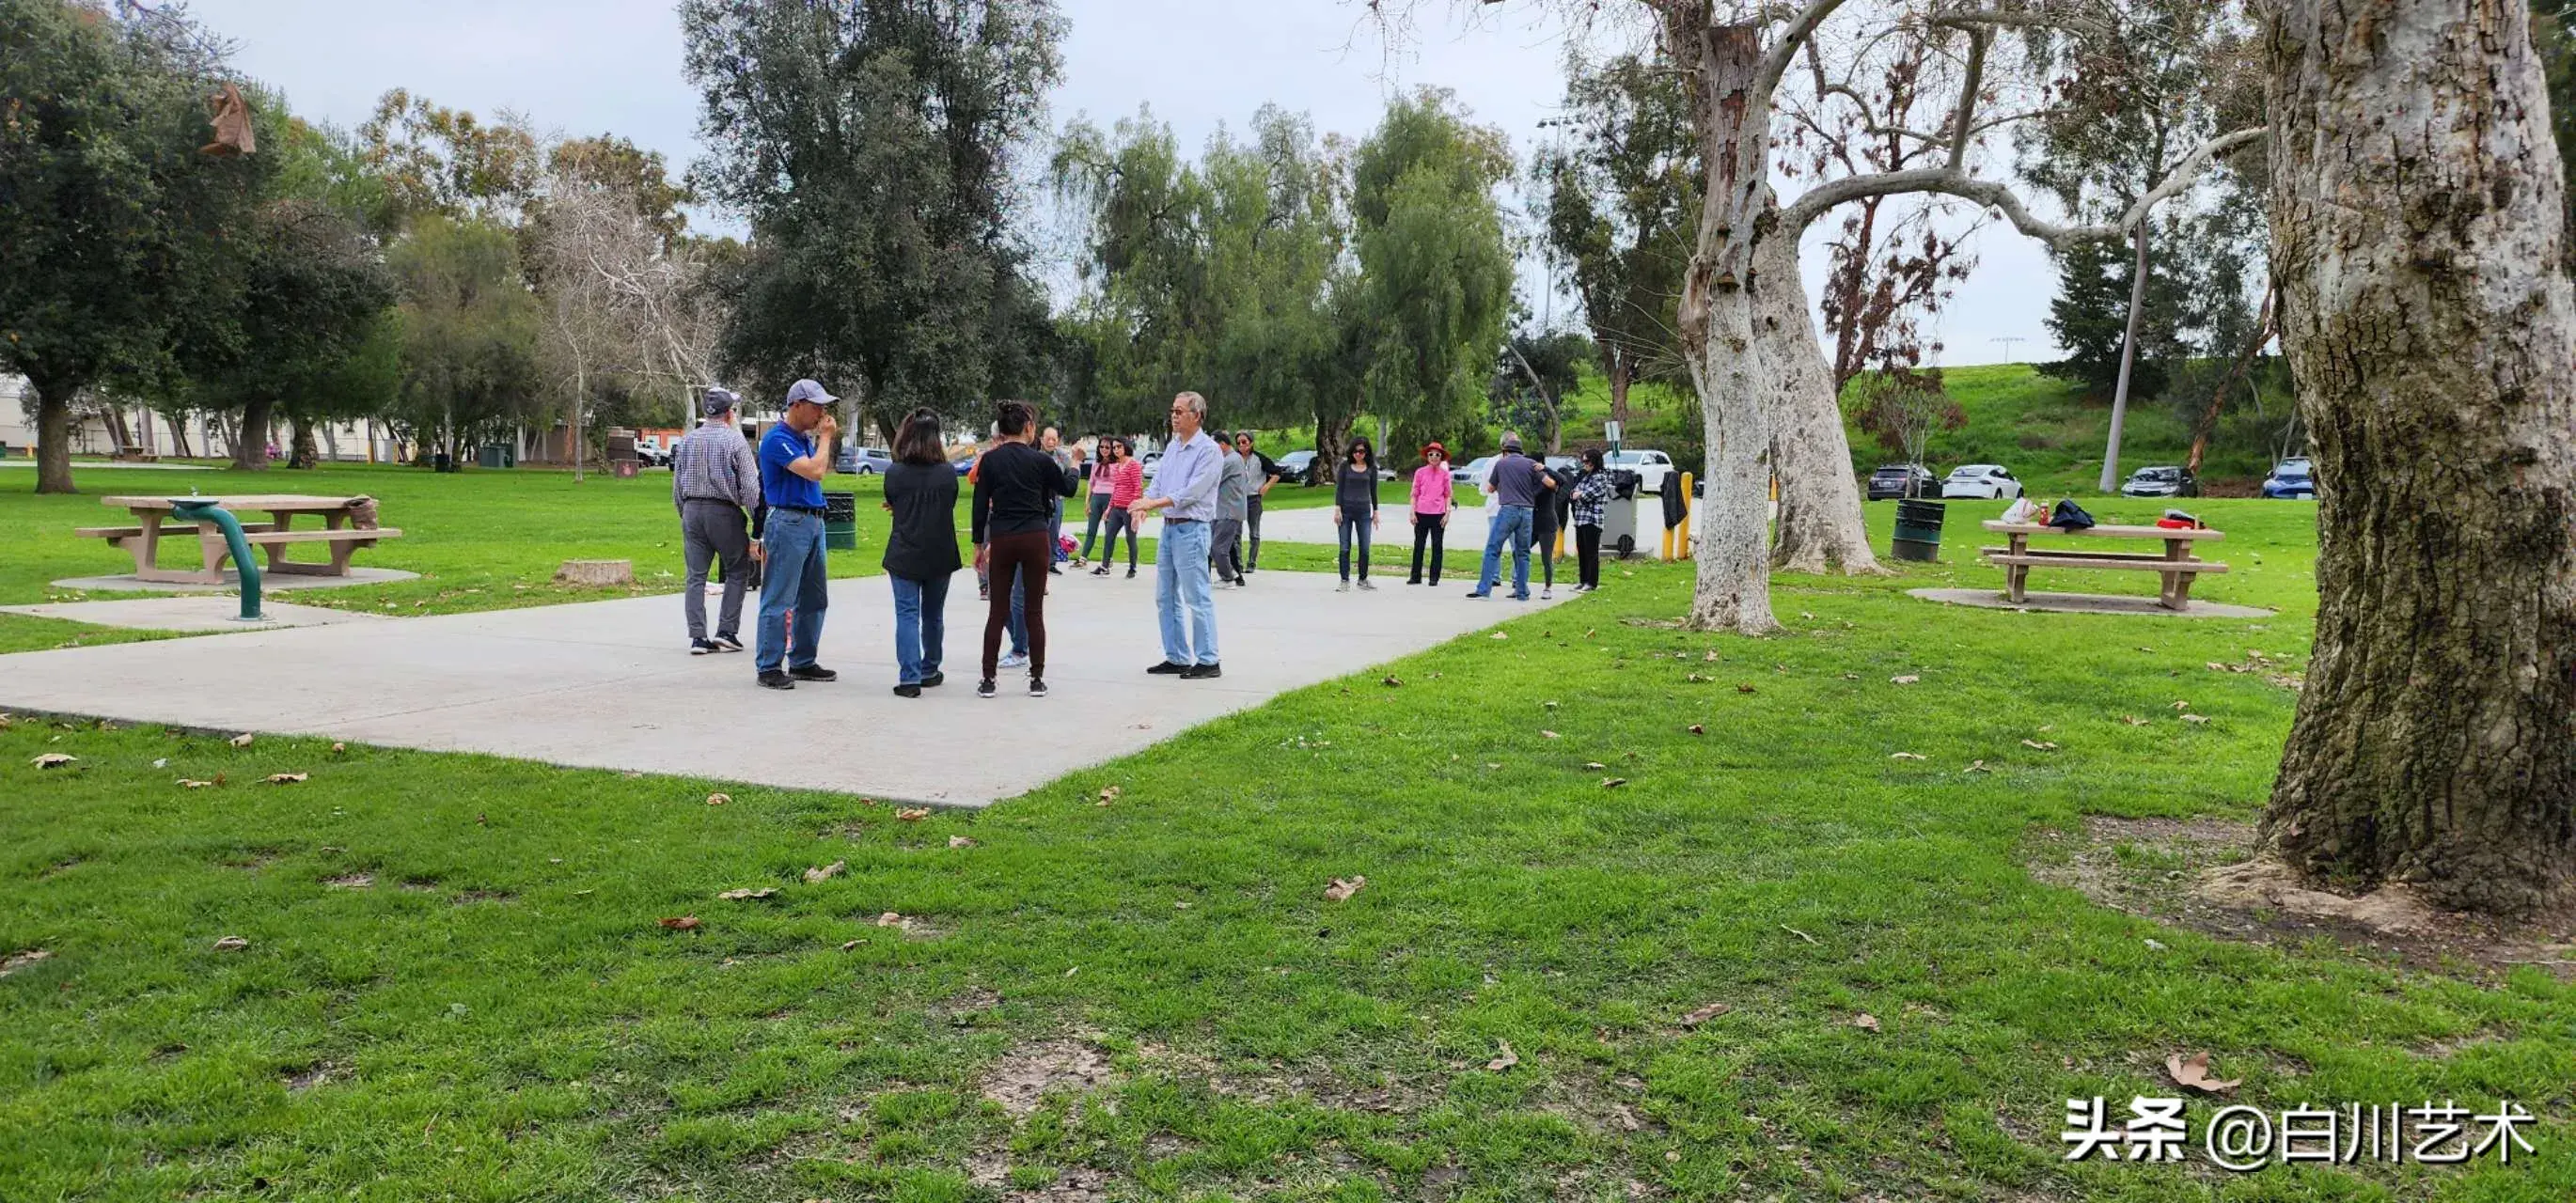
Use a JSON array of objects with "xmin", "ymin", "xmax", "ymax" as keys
[
  {"xmin": 970, "ymin": 400, "xmax": 1078, "ymax": 697},
  {"xmin": 881, "ymin": 409, "xmax": 962, "ymax": 697},
  {"xmin": 1334, "ymin": 437, "xmax": 1380, "ymax": 591}
]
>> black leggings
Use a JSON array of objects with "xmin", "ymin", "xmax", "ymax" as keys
[
  {"xmin": 1577, "ymin": 523, "xmax": 1603, "ymax": 587},
  {"xmin": 1079, "ymin": 492, "xmax": 1114, "ymax": 557},
  {"xmin": 982, "ymin": 531, "xmax": 1049, "ymax": 679},
  {"xmin": 1533, "ymin": 516, "xmax": 1559, "ymax": 587},
  {"xmin": 1409, "ymin": 512, "xmax": 1445, "ymax": 582}
]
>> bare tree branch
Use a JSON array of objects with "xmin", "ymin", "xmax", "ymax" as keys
[{"xmin": 1778, "ymin": 124, "xmax": 2266, "ymax": 240}]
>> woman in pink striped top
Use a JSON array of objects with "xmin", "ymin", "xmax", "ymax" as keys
[
  {"xmin": 1407, "ymin": 441, "xmax": 1454, "ymax": 586},
  {"xmin": 1090, "ymin": 437, "xmax": 1148, "ymax": 578}
]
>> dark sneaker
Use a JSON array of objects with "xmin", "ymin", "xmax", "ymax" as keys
[
  {"xmin": 1182, "ymin": 663, "xmax": 1222, "ymax": 680},
  {"xmin": 1092, "ymin": 565, "xmax": 1110, "ymax": 576},
  {"xmin": 1125, "ymin": 568, "xmax": 1137, "ymax": 579},
  {"xmin": 710, "ymin": 634, "xmax": 745, "ymax": 653},
  {"xmin": 893, "ymin": 682, "xmax": 921, "ymax": 698},
  {"xmin": 1147, "ymin": 661, "xmax": 1188, "ymax": 675},
  {"xmin": 690, "ymin": 638, "xmax": 718, "ymax": 655},
  {"xmin": 1029, "ymin": 678, "xmax": 1048, "ymax": 698},
  {"xmin": 977, "ymin": 678, "xmax": 997, "ymax": 698},
  {"xmin": 1464, "ymin": 590, "xmax": 1489, "ymax": 600},
  {"xmin": 759, "ymin": 670, "xmax": 795, "ymax": 690},
  {"xmin": 789, "ymin": 664, "xmax": 838, "ymax": 682},
  {"xmin": 919, "ymin": 672, "xmax": 945, "ymax": 688}
]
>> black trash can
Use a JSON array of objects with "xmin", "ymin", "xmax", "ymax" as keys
[
  {"xmin": 1892, "ymin": 498, "xmax": 1945, "ymax": 562},
  {"xmin": 823, "ymin": 491, "xmax": 858, "ymax": 552},
  {"xmin": 433, "ymin": 451, "xmax": 458, "ymax": 474}
]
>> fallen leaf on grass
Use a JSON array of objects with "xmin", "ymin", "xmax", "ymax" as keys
[
  {"xmin": 895, "ymin": 807, "xmax": 931, "ymax": 821},
  {"xmin": 717, "ymin": 887, "xmax": 777, "ymax": 901},
  {"xmin": 2166, "ymin": 1051, "xmax": 2241, "ymax": 1094},
  {"xmin": 1600, "ymin": 777, "xmax": 1628, "ymax": 789},
  {"xmin": 1782, "ymin": 925, "xmax": 1821, "ymax": 945},
  {"xmin": 0, "ymin": 949, "xmax": 53, "ymax": 976},
  {"xmin": 876, "ymin": 912, "xmax": 905, "ymax": 928},
  {"xmin": 2119, "ymin": 715, "xmax": 2149, "ymax": 726},
  {"xmin": 1851, "ymin": 1013, "xmax": 1880, "ymax": 1033},
  {"xmin": 1584, "ymin": 761, "xmax": 1609, "ymax": 770},
  {"xmin": 1382, "ymin": 675, "xmax": 1403, "ymax": 687},
  {"xmin": 2171, "ymin": 700, "xmax": 2191, "ymax": 710},
  {"xmin": 1679, "ymin": 1002, "xmax": 1732, "ymax": 1026},
  {"xmin": 265, "ymin": 773, "xmax": 307, "ymax": 785},
  {"xmin": 1687, "ymin": 725, "xmax": 1704, "ymax": 735},
  {"xmin": 1686, "ymin": 673, "xmax": 1708, "ymax": 683},
  {"xmin": 1540, "ymin": 729, "xmax": 1561, "ymax": 739},
  {"xmin": 1486, "ymin": 1040, "xmax": 1519, "ymax": 1071},
  {"xmin": 658, "ymin": 915, "xmax": 700, "ymax": 931},
  {"xmin": 1736, "ymin": 683, "xmax": 1756, "ymax": 694},
  {"xmin": 212, "ymin": 936, "xmax": 249, "ymax": 951},
  {"xmin": 1095, "ymin": 785, "xmax": 1122, "ymax": 807},
  {"xmin": 2019, "ymin": 740, "xmax": 2059, "ymax": 751},
  {"xmin": 803, "ymin": 860, "xmax": 846, "ymax": 883},
  {"xmin": 1963, "ymin": 759, "xmax": 1993, "ymax": 773},
  {"xmin": 840, "ymin": 940, "xmax": 861, "ymax": 951},
  {"xmin": 31, "ymin": 754, "xmax": 76, "ymax": 769},
  {"xmin": 948, "ymin": 836, "xmax": 976, "ymax": 849},
  {"xmin": 1489, "ymin": 632, "xmax": 1509, "ymax": 640},
  {"xmin": 2181, "ymin": 713, "xmax": 2210, "ymax": 725},
  {"xmin": 705, "ymin": 792, "xmax": 730, "ymax": 806},
  {"xmin": 1325, "ymin": 876, "xmax": 1368, "ymax": 901},
  {"xmin": 176, "ymin": 778, "xmax": 215, "ymax": 789},
  {"xmin": 153, "ymin": 758, "xmax": 168, "ymax": 769},
  {"xmin": 1890, "ymin": 752, "xmax": 1926, "ymax": 761},
  {"xmin": 230, "ymin": 734, "xmax": 255, "ymax": 748},
  {"xmin": 330, "ymin": 742, "xmax": 346, "ymax": 754},
  {"xmin": 1891, "ymin": 675, "xmax": 1920, "ymax": 685}
]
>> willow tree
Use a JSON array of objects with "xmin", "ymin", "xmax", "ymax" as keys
[{"xmin": 2254, "ymin": 0, "xmax": 2576, "ymax": 916}]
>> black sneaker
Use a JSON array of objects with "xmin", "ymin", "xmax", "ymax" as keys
[
  {"xmin": 1147, "ymin": 661, "xmax": 1188, "ymax": 675},
  {"xmin": 1182, "ymin": 663, "xmax": 1222, "ymax": 680},
  {"xmin": 893, "ymin": 682, "xmax": 921, "ymax": 698},
  {"xmin": 789, "ymin": 664, "xmax": 838, "ymax": 682},
  {"xmin": 1029, "ymin": 678, "xmax": 1048, "ymax": 698},
  {"xmin": 759, "ymin": 670, "xmax": 795, "ymax": 690},
  {"xmin": 1092, "ymin": 565, "xmax": 1110, "ymax": 576},
  {"xmin": 977, "ymin": 678, "xmax": 997, "ymax": 698},
  {"xmin": 919, "ymin": 672, "xmax": 945, "ymax": 688},
  {"xmin": 710, "ymin": 634, "xmax": 745, "ymax": 653},
  {"xmin": 690, "ymin": 638, "xmax": 718, "ymax": 655},
  {"xmin": 1125, "ymin": 568, "xmax": 1137, "ymax": 579}
]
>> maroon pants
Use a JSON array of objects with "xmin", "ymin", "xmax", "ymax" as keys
[{"xmin": 982, "ymin": 530, "xmax": 1049, "ymax": 679}]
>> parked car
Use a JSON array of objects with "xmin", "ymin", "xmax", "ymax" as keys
[
  {"xmin": 1865, "ymin": 463, "xmax": 1937, "ymax": 500},
  {"xmin": 1453, "ymin": 455, "xmax": 1498, "ymax": 489},
  {"xmin": 2120, "ymin": 465, "xmax": 2201, "ymax": 498},
  {"xmin": 1939, "ymin": 463, "xmax": 2023, "ymax": 500},
  {"xmin": 1544, "ymin": 454, "xmax": 1580, "ymax": 477},
  {"xmin": 834, "ymin": 445, "xmax": 893, "ymax": 475},
  {"xmin": 2260, "ymin": 456, "xmax": 2316, "ymax": 499},
  {"xmin": 1603, "ymin": 448, "xmax": 1676, "ymax": 494},
  {"xmin": 1274, "ymin": 448, "xmax": 1317, "ymax": 483}
]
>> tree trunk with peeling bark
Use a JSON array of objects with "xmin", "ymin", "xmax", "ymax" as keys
[
  {"xmin": 30, "ymin": 375, "xmax": 76, "ymax": 494},
  {"xmin": 1755, "ymin": 218, "xmax": 1884, "ymax": 575},
  {"xmin": 2257, "ymin": 0, "xmax": 2576, "ymax": 917}
]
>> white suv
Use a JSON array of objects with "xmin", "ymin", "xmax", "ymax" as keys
[
  {"xmin": 1940, "ymin": 463, "xmax": 2022, "ymax": 499},
  {"xmin": 1605, "ymin": 449, "xmax": 1676, "ymax": 494}
]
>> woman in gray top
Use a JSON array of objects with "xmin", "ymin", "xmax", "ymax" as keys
[{"xmin": 1334, "ymin": 438, "xmax": 1381, "ymax": 591}]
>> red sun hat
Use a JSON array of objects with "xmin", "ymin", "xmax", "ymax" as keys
[{"xmin": 1422, "ymin": 440, "xmax": 1447, "ymax": 458}]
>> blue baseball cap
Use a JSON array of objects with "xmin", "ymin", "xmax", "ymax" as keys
[
  {"xmin": 701, "ymin": 387, "xmax": 741, "ymax": 417},
  {"xmin": 784, "ymin": 379, "xmax": 837, "ymax": 407}
]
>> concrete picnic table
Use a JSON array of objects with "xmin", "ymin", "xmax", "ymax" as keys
[
  {"xmin": 1979, "ymin": 521, "xmax": 2228, "ymax": 611},
  {"xmin": 85, "ymin": 494, "xmax": 402, "ymax": 585}
]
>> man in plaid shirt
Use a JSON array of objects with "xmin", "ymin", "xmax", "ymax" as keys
[{"xmin": 671, "ymin": 387, "xmax": 763, "ymax": 653}]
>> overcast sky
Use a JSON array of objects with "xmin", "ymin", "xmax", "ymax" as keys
[{"xmin": 186, "ymin": 0, "xmax": 2060, "ymax": 365}]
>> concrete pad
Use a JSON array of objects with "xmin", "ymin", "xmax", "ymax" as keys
[
  {"xmin": 0, "ymin": 598, "xmax": 390, "ymax": 632},
  {"xmin": 0, "ymin": 568, "xmax": 1568, "ymax": 805},
  {"xmin": 48, "ymin": 567, "xmax": 419, "ymax": 594},
  {"xmin": 1909, "ymin": 587, "xmax": 2274, "ymax": 619}
]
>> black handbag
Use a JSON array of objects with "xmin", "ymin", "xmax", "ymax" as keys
[{"xmin": 2049, "ymin": 499, "xmax": 2097, "ymax": 530}]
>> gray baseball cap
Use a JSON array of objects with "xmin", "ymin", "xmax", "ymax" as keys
[
  {"xmin": 785, "ymin": 379, "xmax": 838, "ymax": 407},
  {"xmin": 701, "ymin": 387, "xmax": 741, "ymax": 417}
]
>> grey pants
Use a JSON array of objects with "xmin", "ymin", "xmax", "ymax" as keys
[
  {"xmin": 682, "ymin": 499, "xmax": 754, "ymax": 640},
  {"xmin": 1211, "ymin": 518, "xmax": 1244, "ymax": 583}
]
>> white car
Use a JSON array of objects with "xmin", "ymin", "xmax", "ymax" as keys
[
  {"xmin": 1940, "ymin": 463, "xmax": 2023, "ymax": 499},
  {"xmin": 1605, "ymin": 449, "xmax": 1676, "ymax": 494}
]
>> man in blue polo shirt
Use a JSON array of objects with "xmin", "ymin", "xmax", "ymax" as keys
[{"xmin": 754, "ymin": 379, "xmax": 840, "ymax": 690}]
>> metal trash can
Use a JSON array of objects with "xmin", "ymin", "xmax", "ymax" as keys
[
  {"xmin": 1893, "ymin": 498, "xmax": 1946, "ymax": 562},
  {"xmin": 433, "ymin": 452, "xmax": 458, "ymax": 474},
  {"xmin": 823, "ymin": 491, "xmax": 858, "ymax": 551},
  {"xmin": 477, "ymin": 444, "xmax": 505, "ymax": 469}
]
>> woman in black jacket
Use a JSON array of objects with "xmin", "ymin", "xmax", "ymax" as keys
[
  {"xmin": 971, "ymin": 400, "xmax": 1078, "ymax": 698},
  {"xmin": 1333, "ymin": 437, "xmax": 1381, "ymax": 591},
  {"xmin": 881, "ymin": 409, "xmax": 963, "ymax": 697}
]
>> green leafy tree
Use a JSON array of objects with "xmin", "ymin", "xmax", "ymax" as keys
[
  {"xmin": 683, "ymin": 0, "xmax": 1065, "ymax": 444},
  {"xmin": 385, "ymin": 215, "xmax": 542, "ymax": 461},
  {"xmin": 355, "ymin": 87, "xmax": 542, "ymax": 234},
  {"xmin": 0, "ymin": 0, "xmax": 262, "ymax": 492},
  {"xmin": 1490, "ymin": 327, "xmax": 1590, "ymax": 453}
]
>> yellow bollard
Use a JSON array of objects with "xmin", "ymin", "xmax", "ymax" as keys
[{"xmin": 1674, "ymin": 472, "xmax": 1695, "ymax": 560}]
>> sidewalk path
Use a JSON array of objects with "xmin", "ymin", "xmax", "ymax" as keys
[{"xmin": 0, "ymin": 568, "xmax": 1566, "ymax": 805}]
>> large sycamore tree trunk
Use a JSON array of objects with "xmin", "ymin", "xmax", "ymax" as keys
[
  {"xmin": 2258, "ymin": 0, "xmax": 2576, "ymax": 916},
  {"xmin": 30, "ymin": 374, "xmax": 77, "ymax": 495},
  {"xmin": 1755, "ymin": 220, "xmax": 1884, "ymax": 575},
  {"xmin": 1674, "ymin": 22, "xmax": 1783, "ymax": 635},
  {"xmin": 232, "ymin": 397, "xmax": 275, "ymax": 471}
]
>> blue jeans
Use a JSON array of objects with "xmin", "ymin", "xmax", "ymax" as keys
[
  {"xmin": 1472, "ymin": 505, "xmax": 1535, "ymax": 598},
  {"xmin": 1335, "ymin": 507, "xmax": 1374, "ymax": 580},
  {"xmin": 889, "ymin": 572, "xmax": 949, "ymax": 684},
  {"xmin": 1156, "ymin": 520, "xmax": 1217, "ymax": 665},
  {"xmin": 756, "ymin": 508, "xmax": 828, "ymax": 672}
]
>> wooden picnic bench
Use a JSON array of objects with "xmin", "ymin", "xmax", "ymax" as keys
[
  {"xmin": 86, "ymin": 494, "xmax": 401, "ymax": 585},
  {"xmin": 1979, "ymin": 521, "xmax": 2227, "ymax": 611}
]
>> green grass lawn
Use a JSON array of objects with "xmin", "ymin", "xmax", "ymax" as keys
[{"xmin": 6, "ymin": 477, "xmax": 2568, "ymax": 1201}]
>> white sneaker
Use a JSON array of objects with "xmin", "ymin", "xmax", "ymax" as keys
[
  {"xmin": 1541, "ymin": 587, "xmax": 1552, "ymax": 600},
  {"xmin": 1000, "ymin": 651, "xmax": 1029, "ymax": 669},
  {"xmin": 1336, "ymin": 580, "xmax": 1350, "ymax": 592},
  {"xmin": 1357, "ymin": 579, "xmax": 1376, "ymax": 591}
]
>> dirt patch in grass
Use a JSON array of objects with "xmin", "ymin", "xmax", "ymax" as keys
[
  {"xmin": 323, "ymin": 872, "xmax": 373, "ymax": 889},
  {"xmin": 449, "ymin": 888, "xmax": 516, "ymax": 904},
  {"xmin": 2030, "ymin": 815, "xmax": 2576, "ymax": 979},
  {"xmin": 980, "ymin": 1039, "xmax": 1115, "ymax": 1117},
  {"xmin": 282, "ymin": 1061, "xmax": 345, "ymax": 1091}
]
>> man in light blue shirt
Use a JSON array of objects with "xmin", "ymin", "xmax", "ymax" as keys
[{"xmin": 1129, "ymin": 391, "xmax": 1223, "ymax": 678}]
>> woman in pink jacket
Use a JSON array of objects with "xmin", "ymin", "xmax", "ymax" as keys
[{"xmin": 1407, "ymin": 441, "xmax": 1454, "ymax": 586}]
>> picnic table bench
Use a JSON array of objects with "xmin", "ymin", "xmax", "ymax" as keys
[
  {"xmin": 84, "ymin": 494, "xmax": 401, "ymax": 585},
  {"xmin": 1980, "ymin": 521, "xmax": 2227, "ymax": 611}
]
